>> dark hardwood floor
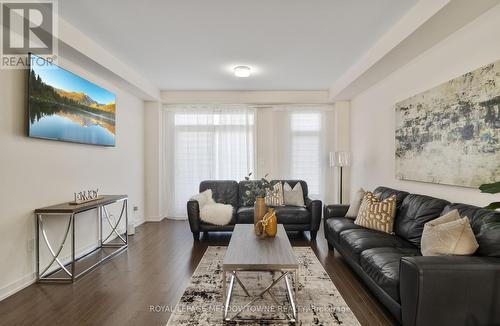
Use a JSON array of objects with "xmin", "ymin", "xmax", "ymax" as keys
[{"xmin": 0, "ymin": 220, "xmax": 396, "ymax": 326}]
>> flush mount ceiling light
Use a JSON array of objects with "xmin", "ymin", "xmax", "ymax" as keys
[{"xmin": 234, "ymin": 65, "xmax": 251, "ymax": 77}]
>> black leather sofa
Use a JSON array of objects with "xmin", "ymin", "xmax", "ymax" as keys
[
  {"xmin": 187, "ymin": 180, "xmax": 322, "ymax": 240},
  {"xmin": 324, "ymin": 186, "xmax": 500, "ymax": 326}
]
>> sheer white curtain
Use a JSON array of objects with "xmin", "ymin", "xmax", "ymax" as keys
[
  {"xmin": 254, "ymin": 105, "xmax": 335, "ymax": 201},
  {"xmin": 163, "ymin": 105, "xmax": 255, "ymax": 219}
]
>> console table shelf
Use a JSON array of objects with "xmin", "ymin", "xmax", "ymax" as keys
[{"xmin": 35, "ymin": 195, "xmax": 128, "ymax": 283}]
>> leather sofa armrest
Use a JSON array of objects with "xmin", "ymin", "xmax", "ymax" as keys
[
  {"xmin": 323, "ymin": 204, "xmax": 349, "ymax": 219},
  {"xmin": 187, "ymin": 200, "xmax": 201, "ymax": 233},
  {"xmin": 400, "ymin": 256, "xmax": 500, "ymax": 326},
  {"xmin": 305, "ymin": 198, "xmax": 322, "ymax": 231}
]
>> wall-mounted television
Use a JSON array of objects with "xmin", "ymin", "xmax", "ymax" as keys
[{"xmin": 28, "ymin": 54, "xmax": 116, "ymax": 146}]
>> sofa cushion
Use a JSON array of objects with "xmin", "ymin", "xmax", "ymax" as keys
[
  {"xmin": 373, "ymin": 186, "xmax": 409, "ymax": 210},
  {"xmin": 237, "ymin": 206, "xmax": 310, "ymax": 224},
  {"xmin": 273, "ymin": 180, "xmax": 309, "ymax": 198},
  {"xmin": 200, "ymin": 180, "xmax": 239, "ymax": 207},
  {"xmin": 265, "ymin": 182, "xmax": 284, "ymax": 207},
  {"xmin": 395, "ymin": 194, "xmax": 450, "ymax": 247},
  {"xmin": 421, "ymin": 209, "xmax": 479, "ymax": 256},
  {"xmin": 325, "ymin": 218, "xmax": 363, "ymax": 242},
  {"xmin": 443, "ymin": 204, "xmax": 500, "ymax": 257},
  {"xmin": 339, "ymin": 228, "xmax": 415, "ymax": 264},
  {"xmin": 345, "ymin": 187, "xmax": 365, "ymax": 218},
  {"xmin": 360, "ymin": 247, "xmax": 421, "ymax": 302},
  {"xmin": 236, "ymin": 206, "xmax": 254, "ymax": 223},
  {"xmin": 239, "ymin": 180, "xmax": 309, "ymax": 206},
  {"xmin": 354, "ymin": 192, "xmax": 397, "ymax": 234},
  {"xmin": 282, "ymin": 181, "xmax": 305, "ymax": 207},
  {"xmin": 274, "ymin": 206, "xmax": 310, "ymax": 224}
]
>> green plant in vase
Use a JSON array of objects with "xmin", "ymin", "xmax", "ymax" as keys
[
  {"xmin": 479, "ymin": 181, "xmax": 500, "ymax": 210},
  {"xmin": 242, "ymin": 173, "xmax": 271, "ymax": 205},
  {"xmin": 242, "ymin": 173, "xmax": 272, "ymax": 235}
]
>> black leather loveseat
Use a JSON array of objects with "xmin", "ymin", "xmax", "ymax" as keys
[
  {"xmin": 187, "ymin": 180, "xmax": 322, "ymax": 240},
  {"xmin": 324, "ymin": 186, "xmax": 500, "ymax": 326}
]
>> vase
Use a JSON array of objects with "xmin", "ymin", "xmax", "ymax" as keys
[
  {"xmin": 263, "ymin": 208, "xmax": 277, "ymax": 237},
  {"xmin": 254, "ymin": 197, "xmax": 267, "ymax": 235}
]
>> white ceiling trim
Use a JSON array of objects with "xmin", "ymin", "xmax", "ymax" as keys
[
  {"xmin": 161, "ymin": 91, "xmax": 330, "ymax": 104},
  {"xmin": 329, "ymin": 0, "xmax": 500, "ymax": 101},
  {"xmin": 58, "ymin": 18, "xmax": 160, "ymax": 101}
]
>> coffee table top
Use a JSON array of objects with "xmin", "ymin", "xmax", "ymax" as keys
[{"xmin": 223, "ymin": 224, "xmax": 299, "ymax": 271}]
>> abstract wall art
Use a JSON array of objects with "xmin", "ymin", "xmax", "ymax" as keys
[{"xmin": 395, "ymin": 59, "xmax": 500, "ymax": 187}]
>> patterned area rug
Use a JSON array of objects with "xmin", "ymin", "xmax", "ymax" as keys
[{"xmin": 167, "ymin": 246, "xmax": 360, "ymax": 325}]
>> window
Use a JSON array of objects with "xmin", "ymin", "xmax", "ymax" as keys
[
  {"xmin": 290, "ymin": 112, "xmax": 323, "ymax": 197},
  {"xmin": 165, "ymin": 106, "xmax": 255, "ymax": 218},
  {"xmin": 162, "ymin": 104, "xmax": 334, "ymax": 219}
]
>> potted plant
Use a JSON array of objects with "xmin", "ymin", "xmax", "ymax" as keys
[
  {"xmin": 479, "ymin": 181, "xmax": 500, "ymax": 210},
  {"xmin": 243, "ymin": 173, "xmax": 272, "ymax": 233}
]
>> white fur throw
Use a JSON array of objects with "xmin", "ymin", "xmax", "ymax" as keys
[{"xmin": 190, "ymin": 189, "xmax": 233, "ymax": 226}]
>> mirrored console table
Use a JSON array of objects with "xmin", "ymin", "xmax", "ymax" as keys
[{"xmin": 35, "ymin": 195, "xmax": 128, "ymax": 283}]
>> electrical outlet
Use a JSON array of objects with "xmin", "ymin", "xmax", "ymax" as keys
[
  {"xmin": 27, "ymin": 238, "xmax": 35, "ymax": 252},
  {"xmin": 133, "ymin": 206, "xmax": 138, "ymax": 212}
]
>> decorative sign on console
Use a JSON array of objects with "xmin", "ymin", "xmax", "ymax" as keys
[
  {"xmin": 395, "ymin": 59, "xmax": 500, "ymax": 188},
  {"xmin": 70, "ymin": 189, "xmax": 102, "ymax": 205}
]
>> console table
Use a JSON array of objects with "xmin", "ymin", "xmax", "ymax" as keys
[{"xmin": 35, "ymin": 195, "xmax": 128, "ymax": 283}]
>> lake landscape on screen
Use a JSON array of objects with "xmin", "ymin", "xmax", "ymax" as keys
[{"xmin": 28, "ymin": 55, "xmax": 116, "ymax": 146}]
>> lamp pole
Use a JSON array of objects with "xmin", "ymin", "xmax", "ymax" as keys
[{"xmin": 339, "ymin": 166, "xmax": 343, "ymax": 204}]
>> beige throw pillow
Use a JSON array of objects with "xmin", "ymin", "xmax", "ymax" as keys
[
  {"xmin": 265, "ymin": 182, "xmax": 284, "ymax": 206},
  {"xmin": 421, "ymin": 209, "xmax": 479, "ymax": 256},
  {"xmin": 345, "ymin": 188, "xmax": 365, "ymax": 218},
  {"xmin": 354, "ymin": 192, "xmax": 397, "ymax": 234},
  {"xmin": 283, "ymin": 182, "xmax": 305, "ymax": 207}
]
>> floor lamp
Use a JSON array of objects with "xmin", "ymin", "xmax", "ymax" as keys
[{"xmin": 330, "ymin": 151, "xmax": 351, "ymax": 204}]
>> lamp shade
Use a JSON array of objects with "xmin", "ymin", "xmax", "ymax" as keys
[{"xmin": 330, "ymin": 151, "xmax": 351, "ymax": 167}]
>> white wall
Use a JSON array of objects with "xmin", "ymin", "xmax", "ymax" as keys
[
  {"xmin": 144, "ymin": 101, "xmax": 165, "ymax": 221},
  {"xmin": 162, "ymin": 90, "xmax": 329, "ymax": 104},
  {"xmin": 0, "ymin": 57, "xmax": 145, "ymax": 300},
  {"xmin": 349, "ymin": 4, "xmax": 500, "ymax": 207}
]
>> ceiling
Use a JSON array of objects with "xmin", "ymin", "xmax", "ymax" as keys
[{"xmin": 60, "ymin": 0, "xmax": 417, "ymax": 91}]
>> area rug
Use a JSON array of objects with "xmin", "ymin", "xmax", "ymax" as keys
[{"xmin": 166, "ymin": 246, "xmax": 360, "ymax": 325}]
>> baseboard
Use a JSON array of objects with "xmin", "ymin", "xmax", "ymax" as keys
[
  {"xmin": 0, "ymin": 272, "xmax": 36, "ymax": 302},
  {"xmin": 0, "ymin": 216, "xmax": 143, "ymax": 303},
  {"xmin": 133, "ymin": 217, "xmax": 146, "ymax": 226},
  {"xmin": 165, "ymin": 216, "xmax": 187, "ymax": 221},
  {"xmin": 0, "ymin": 242, "xmax": 108, "ymax": 302},
  {"xmin": 146, "ymin": 216, "xmax": 166, "ymax": 222}
]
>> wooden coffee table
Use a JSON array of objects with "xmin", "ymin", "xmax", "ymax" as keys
[{"xmin": 222, "ymin": 224, "xmax": 299, "ymax": 323}]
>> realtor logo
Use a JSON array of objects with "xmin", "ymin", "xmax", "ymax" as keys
[{"xmin": 1, "ymin": 0, "xmax": 58, "ymax": 69}]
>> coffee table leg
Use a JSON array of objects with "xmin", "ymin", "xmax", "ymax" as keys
[
  {"xmin": 223, "ymin": 272, "xmax": 236, "ymax": 322},
  {"xmin": 222, "ymin": 271, "xmax": 226, "ymax": 320},
  {"xmin": 295, "ymin": 269, "xmax": 299, "ymax": 321},
  {"xmin": 285, "ymin": 272, "xmax": 297, "ymax": 322}
]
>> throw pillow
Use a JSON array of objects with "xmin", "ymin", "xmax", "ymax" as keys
[
  {"xmin": 190, "ymin": 189, "xmax": 233, "ymax": 225},
  {"xmin": 345, "ymin": 187, "xmax": 365, "ymax": 218},
  {"xmin": 421, "ymin": 209, "xmax": 479, "ymax": 256},
  {"xmin": 199, "ymin": 203, "xmax": 233, "ymax": 226},
  {"xmin": 354, "ymin": 192, "xmax": 397, "ymax": 234},
  {"xmin": 265, "ymin": 182, "xmax": 284, "ymax": 206},
  {"xmin": 190, "ymin": 189, "xmax": 215, "ymax": 207},
  {"xmin": 283, "ymin": 182, "xmax": 305, "ymax": 207}
]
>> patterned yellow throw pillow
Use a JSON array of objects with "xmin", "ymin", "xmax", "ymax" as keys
[
  {"xmin": 354, "ymin": 192, "xmax": 397, "ymax": 234},
  {"xmin": 265, "ymin": 182, "xmax": 284, "ymax": 207}
]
